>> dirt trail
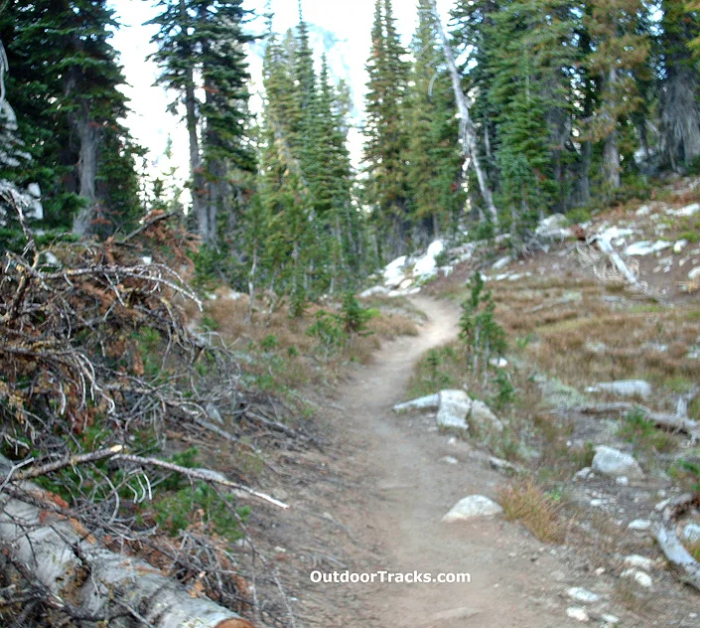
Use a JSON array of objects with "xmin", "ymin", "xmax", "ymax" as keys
[{"xmin": 314, "ymin": 295, "xmax": 578, "ymax": 628}]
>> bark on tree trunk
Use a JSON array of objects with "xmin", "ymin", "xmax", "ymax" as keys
[
  {"xmin": 603, "ymin": 68, "xmax": 621, "ymax": 189},
  {"xmin": 429, "ymin": 0, "xmax": 498, "ymax": 223},
  {"xmin": 0, "ymin": 478, "xmax": 250, "ymax": 627},
  {"xmin": 72, "ymin": 103, "xmax": 99, "ymax": 236}
]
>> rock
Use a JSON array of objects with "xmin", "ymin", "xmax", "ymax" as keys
[
  {"xmin": 469, "ymin": 399, "xmax": 504, "ymax": 433},
  {"xmin": 587, "ymin": 379, "xmax": 652, "ymax": 399},
  {"xmin": 674, "ymin": 239, "xmax": 688, "ymax": 254},
  {"xmin": 635, "ymin": 205, "xmax": 651, "ymax": 216},
  {"xmin": 616, "ymin": 476, "xmax": 629, "ymax": 486},
  {"xmin": 489, "ymin": 456, "xmax": 521, "ymax": 475},
  {"xmin": 413, "ymin": 240, "xmax": 444, "ymax": 280},
  {"xmin": 592, "ymin": 446, "xmax": 644, "ymax": 480},
  {"xmin": 624, "ymin": 240, "xmax": 673, "ymax": 256},
  {"xmin": 620, "ymin": 569, "xmax": 653, "ymax": 589},
  {"xmin": 624, "ymin": 555, "xmax": 655, "ymax": 571},
  {"xmin": 575, "ymin": 467, "xmax": 592, "ymax": 480},
  {"xmin": 492, "ymin": 255, "xmax": 511, "ymax": 270},
  {"xmin": 442, "ymin": 495, "xmax": 503, "ymax": 522},
  {"xmin": 359, "ymin": 285, "xmax": 390, "ymax": 298},
  {"xmin": 601, "ymin": 613, "xmax": 620, "ymax": 625},
  {"xmin": 42, "ymin": 251, "xmax": 60, "ymax": 267},
  {"xmin": 567, "ymin": 587, "xmax": 601, "ymax": 603},
  {"xmin": 26, "ymin": 182, "xmax": 43, "ymax": 220},
  {"xmin": 566, "ymin": 606, "xmax": 590, "ymax": 622},
  {"xmin": 437, "ymin": 390, "xmax": 472, "ymax": 430},
  {"xmin": 399, "ymin": 277, "xmax": 414, "ymax": 290},
  {"xmin": 535, "ymin": 214, "xmax": 571, "ymax": 239},
  {"xmin": 590, "ymin": 499, "xmax": 605, "ymax": 507},
  {"xmin": 393, "ymin": 394, "xmax": 440, "ymax": 413},
  {"xmin": 489, "ymin": 357, "xmax": 508, "ymax": 368},
  {"xmin": 599, "ymin": 225, "xmax": 636, "ymax": 246},
  {"xmin": 682, "ymin": 523, "xmax": 700, "ymax": 543},
  {"xmin": 440, "ymin": 456, "xmax": 459, "ymax": 465},
  {"xmin": 628, "ymin": 519, "xmax": 651, "ymax": 531},
  {"xmin": 689, "ymin": 266, "xmax": 700, "ymax": 280},
  {"xmin": 666, "ymin": 202, "xmax": 700, "ymax": 217},
  {"xmin": 383, "ymin": 255, "xmax": 408, "ymax": 288}
]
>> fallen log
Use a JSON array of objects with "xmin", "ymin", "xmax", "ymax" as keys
[
  {"xmin": 654, "ymin": 522, "xmax": 700, "ymax": 590},
  {"xmin": 574, "ymin": 402, "xmax": 699, "ymax": 438},
  {"xmin": 0, "ymin": 482, "xmax": 253, "ymax": 627}
]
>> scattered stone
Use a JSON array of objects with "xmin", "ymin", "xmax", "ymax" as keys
[
  {"xmin": 601, "ymin": 613, "xmax": 620, "ymax": 625},
  {"xmin": 535, "ymin": 214, "xmax": 571, "ymax": 239},
  {"xmin": 440, "ymin": 456, "xmax": 459, "ymax": 465},
  {"xmin": 590, "ymin": 499, "xmax": 605, "ymax": 507},
  {"xmin": 689, "ymin": 266, "xmax": 700, "ymax": 281},
  {"xmin": 620, "ymin": 569, "xmax": 653, "ymax": 589},
  {"xmin": 393, "ymin": 394, "xmax": 440, "ymax": 413},
  {"xmin": 432, "ymin": 607, "xmax": 479, "ymax": 623},
  {"xmin": 666, "ymin": 202, "xmax": 700, "ymax": 217},
  {"xmin": 358, "ymin": 285, "xmax": 390, "ymax": 298},
  {"xmin": 399, "ymin": 277, "xmax": 414, "ymax": 290},
  {"xmin": 586, "ymin": 379, "xmax": 652, "ymax": 399},
  {"xmin": 616, "ymin": 476, "xmax": 629, "ymax": 486},
  {"xmin": 674, "ymin": 239, "xmax": 688, "ymax": 254},
  {"xmin": 442, "ymin": 495, "xmax": 503, "ymax": 522},
  {"xmin": 489, "ymin": 456, "xmax": 521, "ymax": 476},
  {"xmin": 624, "ymin": 555, "xmax": 655, "ymax": 572},
  {"xmin": 628, "ymin": 519, "xmax": 651, "ymax": 531},
  {"xmin": 682, "ymin": 523, "xmax": 700, "ymax": 543},
  {"xmin": 592, "ymin": 446, "xmax": 644, "ymax": 480},
  {"xmin": 594, "ymin": 567, "xmax": 606, "ymax": 576},
  {"xmin": 624, "ymin": 240, "xmax": 673, "ymax": 256},
  {"xmin": 492, "ymin": 255, "xmax": 511, "ymax": 270},
  {"xmin": 567, "ymin": 587, "xmax": 600, "ymax": 603},
  {"xmin": 635, "ymin": 205, "xmax": 651, "ymax": 216},
  {"xmin": 566, "ymin": 606, "xmax": 590, "ymax": 622},
  {"xmin": 437, "ymin": 390, "xmax": 472, "ymax": 430},
  {"xmin": 469, "ymin": 399, "xmax": 504, "ymax": 432},
  {"xmin": 575, "ymin": 467, "xmax": 592, "ymax": 480},
  {"xmin": 489, "ymin": 357, "xmax": 509, "ymax": 368}
]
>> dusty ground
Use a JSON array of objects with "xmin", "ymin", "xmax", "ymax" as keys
[{"xmin": 239, "ymin": 292, "xmax": 698, "ymax": 628}]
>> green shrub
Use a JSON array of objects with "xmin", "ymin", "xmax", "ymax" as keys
[{"xmin": 618, "ymin": 408, "xmax": 675, "ymax": 453}]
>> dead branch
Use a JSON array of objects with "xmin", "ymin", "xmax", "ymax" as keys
[{"xmin": 574, "ymin": 402, "xmax": 699, "ymax": 438}]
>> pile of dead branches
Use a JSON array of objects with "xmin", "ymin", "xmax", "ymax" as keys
[{"xmin": 0, "ymin": 193, "xmax": 299, "ymax": 627}]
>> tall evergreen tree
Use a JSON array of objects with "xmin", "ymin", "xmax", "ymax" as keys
[
  {"xmin": 149, "ymin": 0, "xmax": 254, "ymax": 245},
  {"xmin": 363, "ymin": 0, "xmax": 412, "ymax": 258},
  {"xmin": 406, "ymin": 0, "xmax": 465, "ymax": 241}
]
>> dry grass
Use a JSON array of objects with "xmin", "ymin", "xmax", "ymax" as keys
[{"xmin": 498, "ymin": 478, "xmax": 567, "ymax": 543}]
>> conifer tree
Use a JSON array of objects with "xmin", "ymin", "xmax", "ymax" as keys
[{"xmin": 363, "ymin": 0, "xmax": 412, "ymax": 258}]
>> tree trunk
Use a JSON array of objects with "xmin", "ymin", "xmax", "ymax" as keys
[
  {"xmin": 429, "ymin": 0, "xmax": 498, "ymax": 223},
  {"xmin": 72, "ymin": 103, "xmax": 99, "ymax": 236},
  {"xmin": 603, "ymin": 67, "xmax": 621, "ymax": 189},
  {"xmin": 0, "ymin": 477, "xmax": 250, "ymax": 628}
]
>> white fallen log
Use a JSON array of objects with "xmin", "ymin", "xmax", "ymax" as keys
[
  {"xmin": 593, "ymin": 233, "xmax": 641, "ymax": 287},
  {"xmin": 574, "ymin": 403, "xmax": 699, "ymax": 438},
  {"xmin": 0, "ymin": 482, "xmax": 252, "ymax": 627},
  {"xmin": 654, "ymin": 522, "xmax": 700, "ymax": 590}
]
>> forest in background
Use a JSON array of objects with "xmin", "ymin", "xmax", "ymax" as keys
[{"xmin": 0, "ymin": 0, "xmax": 698, "ymax": 303}]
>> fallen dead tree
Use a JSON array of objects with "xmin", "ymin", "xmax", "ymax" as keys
[
  {"xmin": 575, "ymin": 402, "xmax": 699, "ymax": 439},
  {"xmin": 653, "ymin": 494, "xmax": 700, "ymax": 590},
  {"xmin": 0, "ymin": 195, "xmax": 300, "ymax": 626}
]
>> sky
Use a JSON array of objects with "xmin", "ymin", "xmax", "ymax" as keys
[{"xmin": 110, "ymin": 0, "xmax": 455, "ymax": 189}]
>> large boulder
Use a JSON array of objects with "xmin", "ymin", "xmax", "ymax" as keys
[
  {"xmin": 469, "ymin": 399, "xmax": 504, "ymax": 433},
  {"xmin": 413, "ymin": 240, "xmax": 444, "ymax": 280},
  {"xmin": 437, "ymin": 390, "xmax": 472, "ymax": 430},
  {"xmin": 442, "ymin": 495, "xmax": 503, "ymax": 522},
  {"xmin": 592, "ymin": 446, "xmax": 644, "ymax": 480},
  {"xmin": 383, "ymin": 255, "xmax": 408, "ymax": 288},
  {"xmin": 359, "ymin": 285, "xmax": 390, "ymax": 298}
]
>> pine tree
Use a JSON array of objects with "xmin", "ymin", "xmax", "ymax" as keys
[
  {"xmin": 363, "ymin": 0, "xmax": 412, "ymax": 258},
  {"xmin": 149, "ymin": 0, "xmax": 254, "ymax": 245},
  {"xmin": 406, "ymin": 0, "xmax": 465, "ymax": 242},
  {"xmin": 585, "ymin": 0, "xmax": 650, "ymax": 190}
]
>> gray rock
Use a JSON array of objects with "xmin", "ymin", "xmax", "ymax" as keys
[
  {"xmin": 624, "ymin": 555, "xmax": 655, "ymax": 572},
  {"xmin": 469, "ymin": 399, "xmax": 504, "ymax": 432},
  {"xmin": 627, "ymin": 519, "xmax": 651, "ymax": 531},
  {"xmin": 393, "ymin": 394, "xmax": 440, "ymax": 413},
  {"xmin": 535, "ymin": 214, "xmax": 571, "ymax": 238},
  {"xmin": 437, "ymin": 390, "xmax": 472, "ymax": 430},
  {"xmin": 566, "ymin": 607, "xmax": 590, "ymax": 622},
  {"xmin": 358, "ymin": 285, "xmax": 390, "ymax": 298},
  {"xmin": 587, "ymin": 379, "xmax": 652, "ymax": 399},
  {"xmin": 574, "ymin": 467, "xmax": 592, "ymax": 480},
  {"xmin": 601, "ymin": 613, "xmax": 620, "ymax": 625},
  {"xmin": 620, "ymin": 568, "xmax": 653, "ymax": 589},
  {"xmin": 492, "ymin": 255, "xmax": 512, "ymax": 270},
  {"xmin": 616, "ymin": 476, "xmax": 629, "ymax": 486},
  {"xmin": 489, "ymin": 456, "xmax": 522, "ymax": 475},
  {"xmin": 567, "ymin": 587, "xmax": 600, "ymax": 603},
  {"xmin": 592, "ymin": 446, "xmax": 644, "ymax": 480},
  {"xmin": 682, "ymin": 523, "xmax": 700, "ymax": 543},
  {"xmin": 442, "ymin": 495, "xmax": 503, "ymax": 522},
  {"xmin": 440, "ymin": 456, "xmax": 459, "ymax": 465}
]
